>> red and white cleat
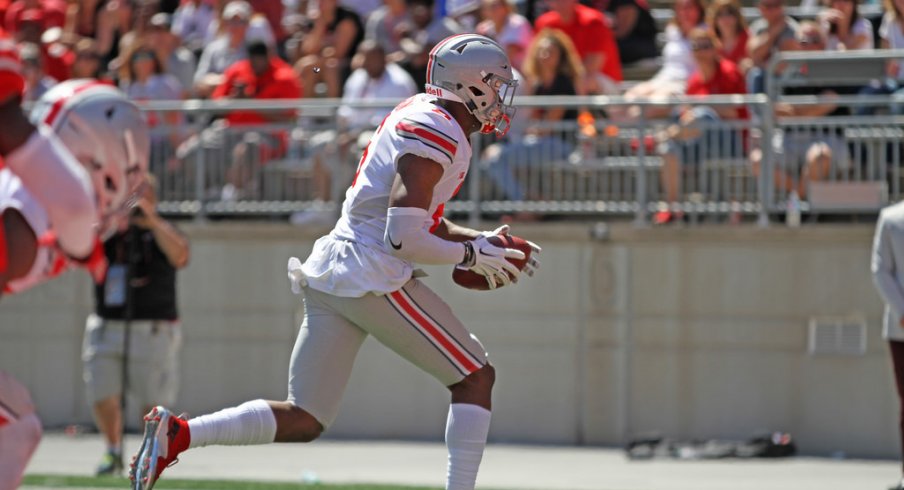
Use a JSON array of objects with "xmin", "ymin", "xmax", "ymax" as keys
[{"xmin": 129, "ymin": 406, "xmax": 189, "ymax": 490}]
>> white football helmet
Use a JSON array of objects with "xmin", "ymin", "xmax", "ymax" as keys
[
  {"xmin": 29, "ymin": 79, "xmax": 150, "ymax": 238},
  {"xmin": 425, "ymin": 34, "xmax": 518, "ymax": 136}
]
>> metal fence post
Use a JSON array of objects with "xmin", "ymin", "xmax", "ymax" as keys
[
  {"xmin": 194, "ymin": 111, "xmax": 207, "ymax": 223},
  {"xmin": 634, "ymin": 106, "xmax": 649, "ymax": 227},
  {"xmin": 760, "ymin": 60, "xmax": 781, "ymax": 228},
  {"xmin": 468, "ymin": 133, "xmax": 483, "ymax": 228}
]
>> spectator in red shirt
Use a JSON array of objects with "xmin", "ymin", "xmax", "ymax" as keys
[
  {"xmin": 13, "ymin": 9, "xmax": 72, "ymax": 81},
  {"xmin": 4, "ymin": 0, "xmax": 65, "ymax": 34},
  {"xmin": 707, "ymin": 0, "xmax": 751, "ymax": 69},
  {"xmin": 534, "ymin": 0, "xmax": 622, "ymax": 94},
  {"xmin": 656, "ymin": 28, "xmax": 748, "ymax": 223},
  {"xmin": 194, "ymin": 40, "xmax": 301, "ymax": 200}
]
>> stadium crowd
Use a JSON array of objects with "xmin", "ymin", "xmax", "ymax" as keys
[{"xmin": 2, "ymin": 0, "xmax": 900, "ymax": 223}]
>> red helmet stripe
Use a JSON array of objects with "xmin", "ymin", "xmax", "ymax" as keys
[{"xmin": 43, "ymin": 80, "xmax": 112, "ymax": 127}]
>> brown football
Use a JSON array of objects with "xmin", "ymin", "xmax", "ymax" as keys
[{"xmin": 452, "ymin": 235, "xmax": 532, "ymax": 291}]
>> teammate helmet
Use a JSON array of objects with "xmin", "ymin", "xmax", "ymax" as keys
[
  {"xmin": 425, "ymin": 34, "xmax": 518, "ymax": 136},
  {"xmin": 29, "ymin": 79, "xmax": 150, "ymax": 238}
]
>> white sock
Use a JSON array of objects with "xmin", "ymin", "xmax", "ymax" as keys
[
  {"xmin": 187, "ymin": 399, "xmax": 277, "ymax": 449},
  {"xmin": 445, "ymin": 403, "xmax": 491, "ymax": 490}
]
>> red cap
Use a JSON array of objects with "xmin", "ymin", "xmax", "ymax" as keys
[{"xmin": 19, "ymin": 8, "xmax": 46, "ymax": 26}]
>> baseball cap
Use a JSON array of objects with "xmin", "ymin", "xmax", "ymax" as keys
[
  {"xmin": 223, "ymin": 1, "xmax": 252, "ymax": 21},
  {"xmin": 149, "ymin": 12, "xmax": 173, "ymax": 29},
  {"xmin": 19, "ymin": 9, "xmax": 45, "ymax": 27}
]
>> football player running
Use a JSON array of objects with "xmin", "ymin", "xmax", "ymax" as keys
[
  {"xmin": 0, "ymin": 38, "xmax": 150, "ymax": 490},
  {"xmin": 131, "ymin": 34, "xmax": 540, "ymax": 490}
]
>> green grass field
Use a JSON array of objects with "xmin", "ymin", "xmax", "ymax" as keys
[{"xmin": 22, "ymin": 475, "xmax": 442, "ymax": 490}]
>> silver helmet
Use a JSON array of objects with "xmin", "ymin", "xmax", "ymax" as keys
[
  {"xmin": 425, "ymin": 34, "xmax": 518, "ymax": 136},
  {"xmin": 29, "ymin": 79, "xmax": 150, "ymax": 238}
]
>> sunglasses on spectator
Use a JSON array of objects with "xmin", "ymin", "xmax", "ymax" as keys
[
  {"xmin": 798, "ymin": 35, "xmax": 822, "ymax": 45},
  {"xmin": 716, "ymin": 9, "xmax": 736, "ymax": 16},
  {"xmin": 691, "ymin": 41, "xmax": 715, "ymax": 50},
  {"xmin": 759, "ymin": 1, "xmax": 782, "ymax": 8},
  {"xmin": 132, "ymin": 51, "xmax": 155, "ymax": 62}
]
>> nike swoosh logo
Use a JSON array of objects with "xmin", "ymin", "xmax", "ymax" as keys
[{"xmin": 388, "ymin": 233, "xmax": 402, "ymax": 250}]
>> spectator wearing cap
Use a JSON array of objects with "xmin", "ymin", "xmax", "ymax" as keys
[
  {"xmin": 171, "ymin": 0, "xmax": 215, "ymax": 56},
  {"xmin": 477, "ymin": 0, "xmax": 532, "ymax": 71},
  {"xmin": 71, "ymin": 38, "xmax": 105, "ymax": 79},
  {"xmin": 246, "ymin": 0, "xmax": 286, "ymax": 55},
  {"xmin": 14, "ymin": 7, "xmax": 73, "ymax": 82},
  {"xmin": 148, "ymin": 12, "xmax": 196, "ymax": 97},
  {"xmin": 203, "ymin": 0, "xmax": 275, "ymax": 50},
  {"xmin": 534, "ymin": 0, "xmax": 623, "ymax": 94},
  {"xmin": 4, "ymin": 0, "xmax": 65, "ymax": 34},
  {"xmin": 194, "ymin": 0, "xmax": 253, "ymax": 98},
  {"xmin": 19, "ymin": 42, "xmax": 55, "ymax": 102},
  {"xmin": 294, "ymin": 0, "xmax": 364, "ymax": 98}
]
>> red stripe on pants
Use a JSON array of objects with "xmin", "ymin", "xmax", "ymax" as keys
[{"xmin": 389, "ymin": 291, "xmax": 479, "ymax": 373}]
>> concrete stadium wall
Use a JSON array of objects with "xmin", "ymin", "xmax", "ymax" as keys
[{"xmin": 0, "ymin": 222, "xmax": 897, "ymax": 458}]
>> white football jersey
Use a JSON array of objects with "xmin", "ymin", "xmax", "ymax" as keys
[
  {"xmin": 0, "ymin": 169, "xmax": 65, "ymax": 294},
  {"xmin": 301, "ymin": 94, "xmax": 471, "ymax": 297}
]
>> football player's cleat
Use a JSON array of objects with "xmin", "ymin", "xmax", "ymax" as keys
[{"xmin": 129, "ymin": 406, "xmax": 189, "ymax": 490}]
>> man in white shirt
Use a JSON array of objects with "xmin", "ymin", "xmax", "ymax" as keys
[{"xmin": 292, "ymin": 40, "xmax": 418, "ymax": 225}]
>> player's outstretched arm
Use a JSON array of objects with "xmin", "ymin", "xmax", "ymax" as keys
[{"xmin": 0, "ymin": 98, "xmax": 97, "ymax": 260}]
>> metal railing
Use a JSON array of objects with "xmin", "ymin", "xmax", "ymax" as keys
[{"xmin": 129, "ymin": 69, "xmax": 904, "ymax": 226}]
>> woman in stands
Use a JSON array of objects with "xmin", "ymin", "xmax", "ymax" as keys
[
  {"xmin": 819, "ymin": 0, "xmax": 875, "ymax": 50},
  {"xmin": 118, "ymin": 42, "xmax": 184, "ymax": 176},
  {"xmin": 707, "ymin": 0, "xmax": 751, "ymax": 68},
  {"xmin": 483, "ymin": 28, "xmax": 583, "ymax": 214}
]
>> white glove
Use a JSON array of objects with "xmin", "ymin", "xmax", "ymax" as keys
[
  {"xmin": 481, "ymin": 224, "xmax": 542, "ymax": 279},
  {"xmin": 458, "ymin": 235, "xmax": 526, "ymax": 289},
  {"xmin": 480, "ymin": 224, "xmax": 510, "ymax": 238}
]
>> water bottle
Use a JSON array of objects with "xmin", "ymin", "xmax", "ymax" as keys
[{"xmin": 786, "ymin": 190, "xmax": 801, "ymax": 228}]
